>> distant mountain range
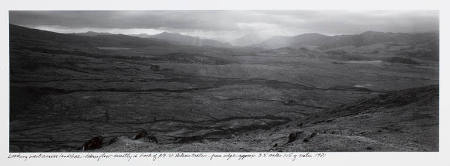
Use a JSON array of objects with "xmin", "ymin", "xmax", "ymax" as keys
[
  {"xmin": 10, "ymin": 24, "xmax": 171, "ymax": 49},
  {"xmin": 72, "ymin": 31, "xmax": 114, "ymax": 37},
  {"xmin": 75, "ymin": 31, "xmax": 233, "ymax": 48},
  {"xmin": 10, "ymin": 24, "xmax": 439, "ymax": 61},
  {"xmin": 255, "ymin": 31, "xmax": 439, "ymax": 50},
  {"xmin": 131, "ymin": 32, "xmax": 232, "ymax": 48}
]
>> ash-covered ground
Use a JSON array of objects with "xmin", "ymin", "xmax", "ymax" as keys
[{"xmin": 9, "ymin": 24, "xmax": 438, "ymax": 152}]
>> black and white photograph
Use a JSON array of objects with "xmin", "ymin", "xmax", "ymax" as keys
[{"xmin": 7, "ymin": 10, "xmax": 440, "ymax": 153}]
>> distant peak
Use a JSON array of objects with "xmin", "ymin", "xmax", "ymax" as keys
[
  {"xmin": 75, "ymin": 31, "xmax": 113, "ymax": 36},
  {"xmin": 297, "ymin": 33, "xmax": 328, "ymax": 37},
  {"xmin": 158, "ymin": 32, "xmax": 181, "ymax": 35},
  {"xmin": 302, "ymin": 33, "xmax": 326, "ymax": 35}
]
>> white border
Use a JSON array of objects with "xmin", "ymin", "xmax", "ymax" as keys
[{"xmin": 1, "ymin": 0, "xmax": 449, "ymax": 166}]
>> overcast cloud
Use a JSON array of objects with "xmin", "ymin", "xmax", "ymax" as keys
[{"xmin": 9, "ymin": 10, "xmax": 439, "ymax": 42}]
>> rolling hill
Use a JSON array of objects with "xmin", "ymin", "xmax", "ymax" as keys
[
  {"xmin": 133, "ymin": 32, "xmax": 231, "ymax": 48},
  {"xmin": 10, "ymin": 24, "xmax": 172, "ymax": 49},
  {"xmin": 255, "ymin": 31, "xmax": 439, "ymax": 53}
]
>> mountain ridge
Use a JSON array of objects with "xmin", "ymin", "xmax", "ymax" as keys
[
  {"xmin": 133, "ymin": 32, "xmax": 232, "ymax": 48},
  {"xmin": 255, "ymin": 31, "xmax": 439, "ymax": 50},
  {"xmin": 10, "ymin": 24, "xmax": 172, "ymax": 49}
]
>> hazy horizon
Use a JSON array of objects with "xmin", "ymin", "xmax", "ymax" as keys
[{"xmin": 10, "ymin": 10, "xmax": 439, "ymax": 44}]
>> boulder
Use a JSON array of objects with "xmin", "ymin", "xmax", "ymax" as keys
[
  {"xmin": 147, "ymin": 135, "xmax": 159, "ymax": 143},
  {"xmin": 133, "ymin": 129, "xmax": 148, "ymax": 140},
  {"xmin": 82, "ymin": 136, "xmax": 104, "ymax": 151},
  {"xmin": 287, "ymin": 131, "xmax": 306, "ymax": 143},
  {"xmin": 303, "ymin": 132, "xmax": 318, "ymax": 143},
  {"xmin": 104, "ymin": 136, "xmax": 119, "ymax": 145},
  {"xmin": 133, "ymin": 129, "xmax": 158, "ymax": 143}
]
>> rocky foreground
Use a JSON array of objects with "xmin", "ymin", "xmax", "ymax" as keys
[{"xmin": 84, "ymin": 85, "xmax": 438, "ymax": 152}]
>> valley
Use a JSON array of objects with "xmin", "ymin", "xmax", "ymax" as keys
[{"xmin": 9, "ymin": 24, "xmax": 438, "ymax": 152}]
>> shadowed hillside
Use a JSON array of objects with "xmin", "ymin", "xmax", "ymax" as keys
[
  {"xmin": 10, "ymin": 24, "xmax": 171, "ymax": 49},
  {"xmin": 256, "ymin": 31, "xmax": 439, "ymax": 61}
]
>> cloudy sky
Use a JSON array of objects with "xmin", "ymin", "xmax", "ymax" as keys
[{"xmin": 10, "ymin": 10, "xmax": 439, "ymax": 42}]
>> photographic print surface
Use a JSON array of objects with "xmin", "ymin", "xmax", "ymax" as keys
[{"xmin": 9, "ymin": 11, "xmax": 439, "ymax": 152}]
